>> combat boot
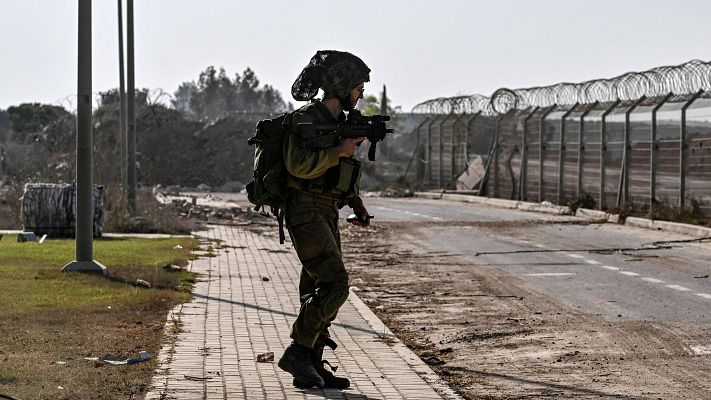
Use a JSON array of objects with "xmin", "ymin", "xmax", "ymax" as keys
[
  {"xmin": 293, "ymin": 339, "xmax": 350, "ymax": 389},
  {"xmin": 278, "ymin": 341, "xmax": 325, "ymax": 388}
]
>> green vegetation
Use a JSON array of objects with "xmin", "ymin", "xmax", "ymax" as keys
[{"xmin": 0, "ymin": 234, "xmax": 198, "ymax": 400}]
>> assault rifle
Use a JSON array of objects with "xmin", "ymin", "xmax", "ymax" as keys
[{"xmin": 297, "ymin": 110, "xmax": 394, "ymax": 161}]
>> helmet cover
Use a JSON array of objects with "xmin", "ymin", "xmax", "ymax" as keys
[{"xmin": 291, "ymin": 50, "xmax": 371, "ymax": 103}]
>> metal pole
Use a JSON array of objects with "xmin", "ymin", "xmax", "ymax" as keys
[
  {"xmin": 599, "ymin": 100, "xmax": 620, "ymax": 210},
  {"xmin": 438, "ymin": 116, "xmax": 447, "ymax": 188},
  {"xmin": 414, "ymin": 117, "xmax": 430, "ymax": 182},
  {"xmin": 493, "ymin": 115, "xmax": 503, "ymax": 198},
  {"xmin": 464, "ymin": 112, "xmax": 480, "ymax": 169},
  {"xmin": 117, "ymin": 0, "xmax": 127, "ymax": 192},
  {"xmin": 650, "ymin": 93, "xmax": 673, "ymax": 216},
  {"xmin": 63, "ymin": 0, "xmax": 107, "ymax": 274},
  {"xmin": 619, "ymin": 97, "xmax": 646, "ymax": 207},
  {"xmin": 559, "ymin": 104, "xmax": 578, "ymax": 204},
  {"xmin": 680, "ymin": 90, "xmax": 704, "ymax": 208},
  {"xmin": 577, "ymin": 102, "xmax": 598, "ymax": 197},
  {"xmin": 538, "ymin": 106, "xmax": 555, "ymax": 202},
  {"xmin": 520, "ymin": 107, "xmax": 539, "ymax": 201},
  {"xmin": 126, "ymin": 0, "xmax": 136, "ymax": 216},
  {"xmin": 426, "ymin": 117, "xmax": 437, "ymax": 185}
]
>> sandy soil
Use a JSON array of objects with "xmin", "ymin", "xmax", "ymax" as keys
[{"xmin": 341, "ymin": 221, "xmax": 711, "ymax": 400}]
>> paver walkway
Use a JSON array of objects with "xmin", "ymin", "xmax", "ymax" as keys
[{"xmin": 145, "ymin": 224, "xmax": 462, "ymax": 399}]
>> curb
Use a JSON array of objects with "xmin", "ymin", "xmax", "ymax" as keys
[
  {"xmin": 413, "ymin": 192, "xmax": 711, "ymax": 239},
  {"xmin": 347, "ymin": 290, "xmax": 464, "ymax": 400},
  {"xmin": 415, "ymin": 192, "xmax": 570, "ymax": 215},
  {"xmin": 624, "ymin": 217, "xmax": 711, "ymax": 237}
]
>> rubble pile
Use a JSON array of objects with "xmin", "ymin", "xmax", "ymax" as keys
[{"xmin": 168, "ymin": 198, "xmax": 244, "ymax": 221}]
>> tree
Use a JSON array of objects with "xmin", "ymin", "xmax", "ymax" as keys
[
  {"xmin": 174, "ymin": 66, "xmax": 291, "ymax": 121},
  {"xmin": 360, "ymin": 87, "xmax": 401, "ymax": 117},
  {"xmin": 6, "ymin": 103, "xmax": 71, "ymax": 134}
]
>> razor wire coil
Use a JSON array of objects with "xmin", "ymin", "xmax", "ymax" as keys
[{"xmin": 413, "ymin": 59, "xmax": 711, "ymax": 115}]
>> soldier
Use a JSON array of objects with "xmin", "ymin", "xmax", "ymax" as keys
[{"xmin": 277, "ymin": 50, "xmax": 372, "ymax": 389}]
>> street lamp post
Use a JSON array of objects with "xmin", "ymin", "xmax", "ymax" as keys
[{"xmin": 62, "ymin": 0, "xmax": 107, "ymax": 274}]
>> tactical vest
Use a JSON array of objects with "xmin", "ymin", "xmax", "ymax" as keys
[{"xmin": 286, "ymin": 102, "xmax": 362, "ymax": 206}]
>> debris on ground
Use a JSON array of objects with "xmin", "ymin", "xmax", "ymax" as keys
[
  {"xmin": 256, "ymin": 352, "xmax": 274, "ymax": 363},
  {"xmin": 103, "ymin": 351, "xmax": 151, "ymax": 366},
  {"xmin": 136, "ymin": 279, "xmax": 151, "ymax": 288}
]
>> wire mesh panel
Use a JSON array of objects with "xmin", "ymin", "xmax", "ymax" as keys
[
  {"xmin": 452, "ymin": 114, "xmax": 472, "ymax": 181},
  {"xmin": 627, "ymin": 105, "xmax": 654, "ymax": 205},
  {"xmin": 523, "ymin": 108, "xmax": 549, "ymax": 201},
  {"xmin": 468, "ymin": 115, "xmax": 496, "ymax": 155},
  {"xmin": 541, "ymin": 110, "xmax": 564, "ymax": 202},
  {"xmin": 562, "ymin": 107, "xmax": 583, "ymax": 203},
  {"xmin": 429, "ymin": 118, "xmax": 442, "ymax": 186},
  {"xmin": 441, "ymin": 115, "xmax": 457, "ymax": 186},
  {"xmin": 582, "ymin": 108, "xmax": 604, "ymax": 207},
  {"xmin": 491, "ymin": 111, "xmax": 520, "ymax": 199},
  {"xmin": 655, "ymin": 103, "xmax": 683, "ymax": 207},
  {"xmin": 415, "ymin": 116, "xmax": 432, "ymax": 182},
  {"xmin": 604, "ymin": 107, "xmax": 627, "ymax": 209},
  {"xmin": 685, "ymin": 97, "xmax": 711, "ymax": 215}
]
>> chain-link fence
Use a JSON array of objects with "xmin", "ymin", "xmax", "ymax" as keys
[{"xmin": 409, "ymin": 59, "xmax": 711, "ymax": 218}]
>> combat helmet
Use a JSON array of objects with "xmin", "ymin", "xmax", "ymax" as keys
[{"xmin": 291, "ymin": 50, "xmax": 371, "ymax": 111}]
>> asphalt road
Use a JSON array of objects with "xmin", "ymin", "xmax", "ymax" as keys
[{"xmin": 348, "ymin": 195, "xmax": 711, "ymax": 327}]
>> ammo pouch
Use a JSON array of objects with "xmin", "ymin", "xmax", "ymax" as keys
[
  {"xmin": 331, "ymin": 157, "xmax": 361, "ymax": 199},
  {"xmin": 291, "ymin": 157, "xmax": 361, "ymax": 204}
]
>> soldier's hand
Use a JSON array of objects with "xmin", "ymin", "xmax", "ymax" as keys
[
  {"xmin": 336, "ymin": 136, "xmax": 366, "ymax": 158},
  {"xmin": 350, "ymin": 205, "xmax": 372, "ymax": 227}
]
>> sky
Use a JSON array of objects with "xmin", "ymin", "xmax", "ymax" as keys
[{"xmin": 2, "ymin": 0, "xmax": 711, "ymax": 112}]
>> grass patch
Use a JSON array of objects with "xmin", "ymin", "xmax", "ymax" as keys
[{"xmin": 0, "ymin": 234, "xmax": 198, "ymax": 400}]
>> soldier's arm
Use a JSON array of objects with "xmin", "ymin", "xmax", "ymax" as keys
[{"xmin": 283, "ymin": 111, "xmax": 340, "ymax": 180}]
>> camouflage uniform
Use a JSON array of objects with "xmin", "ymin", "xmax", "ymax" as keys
[
  {"xmin": 283, "ymin": 100, "xmax": 363, "ymax": 349},
  {"xmin": 277, "ymin": 50, "xmax": 370, "ymax": 389}
]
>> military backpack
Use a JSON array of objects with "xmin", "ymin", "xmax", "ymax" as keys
[{"xmin": 246, "ymin": 114, "xmax": 288, "ymax": 243}]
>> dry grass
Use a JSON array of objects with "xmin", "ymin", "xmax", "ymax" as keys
[{"xmin": 0, "ymin": 234, "xmax": 198, "ymax": 400}]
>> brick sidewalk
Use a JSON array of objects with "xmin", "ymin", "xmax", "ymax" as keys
[{"xmin": 145, "ymin": 224, "xmax": 461, "ymax": 400}]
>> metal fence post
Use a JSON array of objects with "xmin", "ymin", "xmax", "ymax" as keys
[
  {"xmin": 414, "ymin": 117, "xmax": 430, "ymax": 182},
  {"xmin": 492, "ymin": 116, "xmax": 502, "ymax": 197},
  {"xmin": 680, "ymin": 90, "xmax": 704, "ymax": 207},
  {"xmin": 600, "ymin": 100, "xmax": 621, "ymax": 210},
  {"xmin": 578, "ymin": 102, "xmax": 598, "ymax": 197},
  {"xmin": 650, "ymin": 93, "xmax": 673, "ymax": 215},
  {"xmin": 464, "ymin": 112, "xmax": 481, "ymax": 171},
  {"xmin": 559, "ymin": 104, "xmax": 578, "ymax": 204},
  {"xmin": 426, "ymin": 117, "xmax": 436, "ymax": 185},
  {"xmin": 438, "ymin": 115, "xmax": 447, "ymax": 188},
  {"xmin": 539, "ymin": 107, "xmax": 555, "ymax": 202},
  {"xmin": 520, "ymin": 107, "xmax": 539, "ymax": 201},
  {"xmin": 619, "ymin": 97, "xmax": 645, "ymax": 207}
]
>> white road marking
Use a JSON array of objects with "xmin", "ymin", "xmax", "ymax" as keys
[
  {"xmin": 666, "ymin": 284, "xmax": 691, "ymax": 292},
  {"xmin": 641, "ymin": 277, "xmax": 665, "ymax": 284},
  {"xmin": 535, "ymin": 244, "xmax": 547, "ymax": 248},
  {"xmin": 584, "ymin": 259, "xmax": 601, "ymax": 265},
  {"xmin": 375, "ymin": 206, "xmax": 442, "ymax": 221},
  {"xmin": 696, "ymin": 293, "xmax": 711, "ymax": 300},
  {"xmin": 524, "ymin": 273, "xmax": 576, "ymax": 277},
  {"xmin": 566, "ymin": 253, "xmax": 585, "ymax": 259},
  {"xmin": 690, "ymin": 345, "xmax": 711, "ymax": 355},
  {"xmin": 619, "ymin": 271, "xmax": 640, "ymax": 276},
  {"xmin": 601, "ymin": 265, "xmax": 620, "ymax": 271}
]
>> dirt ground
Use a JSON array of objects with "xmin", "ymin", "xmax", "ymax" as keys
[{"xmin": 340, "ymin": 221, "xmax": 711, "ymax": 400}]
